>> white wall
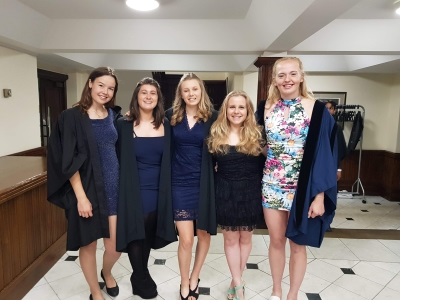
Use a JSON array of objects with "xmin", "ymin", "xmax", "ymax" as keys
[
  {"xmin": 308, "ymin": 74, "xmax": 400, "ymax": 152},
  {"xmin": 115, "ymin": 71, "xmax": 152, "ymax": 112},
  {"xmin": 0, "ymin": 46, "xmax": 40, "ymax": 156},
  {"xmin": 0, "ymin": 46, "xmax": 400, "ymax": 156}
]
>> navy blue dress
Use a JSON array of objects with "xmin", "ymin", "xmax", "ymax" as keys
[
  {"xmin": 133, "ymin": 135, "xmax": 164, "ymax": 214},
  {"xmin": 171, "ymin": 116, "xmax": 205, "ymax": 221},
  {"xmin": 91, "ymin": 108, "xmax": 119, "ymax": 216}
]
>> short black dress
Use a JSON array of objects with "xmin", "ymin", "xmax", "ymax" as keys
[{"xmin": 214, "ymin": 146, "xmax": 263, "ymax": 231}]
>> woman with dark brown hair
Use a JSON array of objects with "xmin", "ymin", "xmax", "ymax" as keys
[
  {"xmin": 47, "ymin": 67, "xmax": 122, "ymax": 300},
  {"xmin": 116, "ymin": 77, "xmax": 177, "ymax": 299}
]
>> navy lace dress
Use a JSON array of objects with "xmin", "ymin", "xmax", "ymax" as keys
[
  {"xmin": 90, "ymin": 108, "xmax": 119, "ymax": 216},
  {"xmin": 214, "ymin": 146, "xmax": 263, "ymax": 231}
]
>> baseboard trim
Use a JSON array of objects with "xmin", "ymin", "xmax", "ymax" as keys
[{"xmin": 253, "ymin": 228, "xmax": 400, "ymax": 240}]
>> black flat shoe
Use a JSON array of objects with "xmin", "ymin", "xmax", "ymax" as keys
[
  {"xmin": 89, "ymin": 294, "xmax": 93, "ymax": 300},
  {"xmin": 100, "ymin": 269, "xmax": 119, "ymax": 297}
]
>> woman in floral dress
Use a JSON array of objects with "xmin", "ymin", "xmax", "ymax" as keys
[{"xmin": 257, "ymin": 57, "xmax": 338, "ymax": 300}]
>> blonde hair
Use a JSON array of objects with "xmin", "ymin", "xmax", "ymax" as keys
[
  {"xmin": 170, "ymin": 73, "xmax": 213, "ymax": 126},
  {"xmin": 207, "ymin": 90, "xmax": 264, "ymax": 156},
  {"xmin": 266, "ymin": 57, "xmax": 314, "ymax": 104}
]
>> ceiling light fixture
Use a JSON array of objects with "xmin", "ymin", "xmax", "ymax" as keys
[
  {"xmin": 126, "ymin": 0, "xmax": 159, "ymax": 12},
  {"xmin": 394, "ymin": 0, "xmax": 400, "ymax": 15}
]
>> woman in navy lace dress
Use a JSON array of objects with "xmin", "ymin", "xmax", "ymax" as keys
[
  {"xmin": 165, "ymin": 73, "xmax": 217, "ymax": 300},
  {"xmin": 207, "ymin": 91, "xmax": 265, "ymax": 300},
  {"xmin": 47, "ymin": 67, "xmax": 121, "ymax": 300}
]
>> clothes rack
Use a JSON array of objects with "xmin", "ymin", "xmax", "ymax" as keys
[{"xmin": 335, "ymin": 104, "xmax": 366, "ymax": 203}]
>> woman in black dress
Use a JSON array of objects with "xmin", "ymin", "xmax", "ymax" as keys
[{"xmin": 207, "ymin": 90, "xmax": 265, "ymax": 300}]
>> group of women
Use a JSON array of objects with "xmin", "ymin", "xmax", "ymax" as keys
[{"xmin": 47, "ymin": 56, "xmax": 338, "ymax": 300}]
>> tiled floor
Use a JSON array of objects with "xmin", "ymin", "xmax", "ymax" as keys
[{"xmin": 23, "ymin": 195, "xmax": 400, "ymax": 300}]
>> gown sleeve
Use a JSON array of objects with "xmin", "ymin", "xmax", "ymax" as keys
[{"xmin": 47, "ymin": 109, "xmax": 87, "ymax": 209}]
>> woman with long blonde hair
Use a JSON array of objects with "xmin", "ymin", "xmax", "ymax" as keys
[
  {"xmin": 207, "ymin": 90, "xmax": 265, "ymax": 300},
  {"xmin": 257, "ymin": 57, "xmax": 338, "ymax": 300},
  {"xmin": 165, "ymin": 73, "xmax": 218, "ymax": 300}
]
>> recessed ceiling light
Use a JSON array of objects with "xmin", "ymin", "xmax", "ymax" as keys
[
  {"xmin": 394, "ymin": 0, "xmax": 400, "ymax": 15},
  {"xmin": 126, "ymin": 0, "xmax": 159, "ymax": 12}
]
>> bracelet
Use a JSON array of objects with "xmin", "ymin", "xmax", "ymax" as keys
[{"xmin": 337, "ymin": 169, "xmax": 342, "ymax": 172}]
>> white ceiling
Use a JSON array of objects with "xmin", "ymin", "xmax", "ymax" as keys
[{"xmin": 0, "ymin": 0, "xmax": 400, "ymax": 74}]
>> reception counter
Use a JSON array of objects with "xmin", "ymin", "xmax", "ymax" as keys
[{"xmin": 0, "ymin": 156, "xmax": 67, "ymax": 299}]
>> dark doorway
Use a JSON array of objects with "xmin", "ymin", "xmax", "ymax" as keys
[{"xmin": 37, "ymin": 69, "xmax": 68, "ymax": 146}]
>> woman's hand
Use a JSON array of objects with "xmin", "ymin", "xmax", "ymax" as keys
[
  {"xmin": 308, "ymin": 193, "xmax": 325, "ymax": 218},
  {"xmin": 77, "ymin": 196, "xmax": 93, "ymax": 218}
]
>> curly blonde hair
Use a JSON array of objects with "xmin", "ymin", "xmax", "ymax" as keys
[
  {"xmin": 207, "ymin": 90, "xmax": 264, "ymax": 156},
  {"xmin": 170, "ymin": 73, "xmax": 213, "ymax": 126},
  {"xmin": 267, "ymin": 57, "xmax": 314, "ymax": 104}
]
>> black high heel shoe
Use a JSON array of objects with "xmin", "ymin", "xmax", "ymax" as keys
[
  {"xmin": 189, "ymin": 278, "xmax": 200, "ymax": 300},
  {"xmin": 100, "ymin": 269, "xmax": 119, "ymax": 297}
]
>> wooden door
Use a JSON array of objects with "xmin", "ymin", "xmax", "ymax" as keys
[{"xmin": 37, "ymin": 69, "xmax": 68, "ymax": 146}]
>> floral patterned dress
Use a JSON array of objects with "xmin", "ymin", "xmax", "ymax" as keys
[{"xmin": 262, "ymin": 97, "xmax": 310, "ymax": 211}]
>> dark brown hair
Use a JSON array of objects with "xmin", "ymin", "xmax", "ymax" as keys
[
  {"xmin": 128, "ymin": 77, "xmax": 164, "ymax": 129},
  {"xmin": 75, "ymin": 66, "xmax": 118, "ymax": 112}
]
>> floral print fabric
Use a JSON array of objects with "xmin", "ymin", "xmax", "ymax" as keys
[{"xmin": 262, "ymin": 97, "xmax": 310, "ymax": 210}]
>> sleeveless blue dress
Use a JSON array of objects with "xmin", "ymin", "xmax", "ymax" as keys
[{"xmin": 133, "ymin": 135, "xmax": 164, "ymax": 214}]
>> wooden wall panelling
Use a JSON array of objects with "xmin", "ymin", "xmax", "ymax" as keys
[
  {"xmin": 0, "ymin": 156, "xmax": 67, "ymax": 299},
  {"xmin": 8, "ymin": 147, "xmax": 47, "ymax": 157},
  {"xmin": 338, "ymin": 150, "xmax": 400, "ymax": 202}
]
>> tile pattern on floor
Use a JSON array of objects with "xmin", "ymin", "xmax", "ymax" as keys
[{"xmin": 23, "ymin": 196, "xmax": 400, "ymax": 300}]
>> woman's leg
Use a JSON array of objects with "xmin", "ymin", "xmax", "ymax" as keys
[
  {"xmin": 263, "ymin": 208, "xmax": 287, "ymax": 299},
  {"xmin": 102, "ymin": 215, "xmax": 121, "ymax": 287},
  {"xmin": 79, "ymin": 241, "xmax": 103, "ymax": 299},
  {"xmin": 176, "ymin": 220, "xmax": 195, "ymax": 299},
  {"xmin": 223, "ymin": 230, "xmax": 241, "ymax": 292},
  {"xmin": 239, "ymin": 230, "xmax": 253, "ymax": 276},
  {"xmin": 287, "ymin": 239, "xmax": 307, "ymax": 300},
  {"xmin": 189, "ymin": 228, "xmax": 211, "ymax": 299},
  {"xmin": 127, "ymin": 211, "xmax": 158, "ymax": 298},
  {"xmin": 127, "ymin": 239, "xmax": 144, "ymax": 284}
]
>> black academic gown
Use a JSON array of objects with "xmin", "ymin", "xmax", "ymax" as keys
[
  {"xmin": 165, "ymin": 108, "xmax": 218, "ymax": 235},
  {"xmin": 257, "ymin": 100, "xmax": 338, "ymax": 247},
  {"xmin": 47, "ymin": 106, "xmax": 120, "ymax": 251},
  {"xmin": 115, "ymin": 117, "xmax": 178, "ymax": 252}
]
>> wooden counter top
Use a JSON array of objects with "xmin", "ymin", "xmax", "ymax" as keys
[{"xmin": 0, "ymin": 156, "xmax": 47, "ymax": 204}]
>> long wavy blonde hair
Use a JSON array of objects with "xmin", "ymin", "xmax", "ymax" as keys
[
  {"xmin": 266, "ymin": 57, "xmax": 314, "ymax": 104},
  {"xmin": 170, "ymin": 73, "xmax": 213, "ymax": 126},
  {"xmin": 207, "ymin": 90, "xmax": 264, "ymax": 156}
]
